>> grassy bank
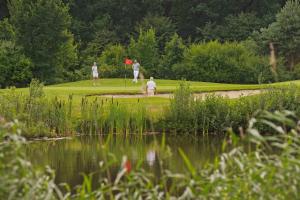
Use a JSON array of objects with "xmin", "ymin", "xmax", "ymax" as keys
[
  {"xmin": 1, "ymin": 78, "xmax": 300, "ymax": 118},
  {"xmin": 7, "ymin": 78, "xmax": 300, "ymax": 98},
  {"xmin": 1, "ymin": 80, "xmax": 300, "ymax": 138}
]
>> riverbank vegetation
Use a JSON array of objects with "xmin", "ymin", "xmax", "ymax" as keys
[
  {"xmin": 1, "ymin": 110, "xmax": 300, "ymax": 199},
  {"xmin": 1, "ymin": 80, "xmax": 300, "ymax": 138},
  {"xmin": 164, "ymin": 83, "xmax": 300, "ymax": 134}
]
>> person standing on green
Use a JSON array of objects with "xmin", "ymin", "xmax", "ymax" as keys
[
  {"xmin": 132, "ymin": 60, "xmax": 140, "ymax": 83},
  {"xmin": 92, "ymin": 62, "xmax": 99, "ymax": 86}
]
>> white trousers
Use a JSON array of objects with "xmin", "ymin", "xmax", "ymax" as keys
[
  {"xmin": 93, "ymin": 72, "xmax": 98, "ymax": 78},
  {"xmin": 147, "ymin": 89, "xmax": 155, "ymax": 96},
  {"xmin": 133, "ymin": 70, "xmax": 139, "ymax": 82}
]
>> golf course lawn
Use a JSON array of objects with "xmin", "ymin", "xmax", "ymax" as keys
[
  {"xmin": 43, "ymin": 78, "xmax": 300, "ymax": 95},
  {"xmin": 2, "ymin": 78, "xmax": 300, "ymax": 115}
]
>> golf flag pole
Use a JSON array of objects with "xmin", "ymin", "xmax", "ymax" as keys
[
  {"xmin": 124, "ymin": 58, "xmax": 133, "ymax": 88},
  {"xmin": 124, "ymin": 63, "xmax": 127, "ymax": 88}
]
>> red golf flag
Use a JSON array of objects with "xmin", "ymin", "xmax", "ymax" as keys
[{"xmin": 124, "ymin": 58, "xmax": 133, "ymax": 65}]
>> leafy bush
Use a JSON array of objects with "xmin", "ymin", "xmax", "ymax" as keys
[
  {"xmin": 173, "ymin": 41, "xmax": 273, "ymax": 84},
  {"xmin": 0, "ymin": 120, "xmax": 61, "ymax": 200},
  {"xmin": 0, "ymin": 41, "xmax": 32, "ymax": 88},
  {"xmin": 158, "ymin": 33, "xmax": 186, "ymax": 79},
  {"xmin": 129, "ymin": 28, "xmax": 159, "ymax": 76},
  {"xmin": 97, "ymin": 44, "xmax": 129, "ymax": 78},
  {"xmin": 135, "ymin": 15, "xmax": 176, "ymax": 51}
]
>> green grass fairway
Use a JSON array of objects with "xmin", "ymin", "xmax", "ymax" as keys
[
  {"xmin": 2, "ymin": 78, "xmax": 300, "ymax": 115},
  {"xmin": 42, "ymin": 78, "xmax": 267, "ymax": 96},
  {"xmin": 43, "ymin": 78, "xmax": 300, "ymax": 96}
]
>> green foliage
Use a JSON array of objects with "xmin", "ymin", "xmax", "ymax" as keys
[
  {"xmin": 79, "ymin": 15, "xmax": 119, "ymax": 71},
  {"xmin": 173, "ymin": 41, "xmax": 272, "ymax": 84},
  {"xmin": 0, "ymin": 41, "xmax": 32, "ymax": 88},
  {"xmin": 202, "ymin": 12, "xmax": 265, "ymax": 42},
  {"xmin": 259, "ymin": 0, "xmax": 300, "ymax": 69},
  {"xmin": 0, "ymin": 80, "xmax": 154, "ymax": 137},
  {"xmin": 129, "ymin": 28, "xmax": 159, "ymax": 75},
  {"xmin": 98, "ymin": 44, "xmax": 128, "ymax": 77},
  {"xmin": 165, "ymin": 83, "xmax": 300, "ymax": 134},
  {"xmin": 158, "ymin": 33, "xmax": 186, "ymax": 79},
  {"xmin": 0, "ymin": 18, "xmax": 15, "ymax": 41},
  {"xmin": 135, "ymin": 15, "xmax": 176, "ymax": 51},
  {"xmin": 2, "ymin": 110, "xmax": 300, "ymax": 199},
  {"xmin": 0, "ymin": 120, "xmax": 62, "ymax": 200},
  {"xmin": 79, "ymin": 98, "xmax": 152, "ymax": 135},
  {"xmin": 166, "ymin": 82, "xmax": 195, "ymax": 133},
  {"xmin": 9, "ymin": 0, "xmax": 78, "ymax": 84},
  {"xmin": 0, "ymin": 0, "xmax": 293, "ymax": 85},
  {"xmin": 0, "ymin": 80, "xmax": 73, "ymax": 137}
]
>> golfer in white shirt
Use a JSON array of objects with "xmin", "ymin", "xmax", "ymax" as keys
[
  {"xmin": 92, "ymin": 62, "xmax": 98, "ymax": 86},
  {"xmin": 146, "ymin": 77, "xmax": 156, "ymax": 96},
  {"xmin": 132, "ymin": 60, "xmax": 140, "ymax": 83}
]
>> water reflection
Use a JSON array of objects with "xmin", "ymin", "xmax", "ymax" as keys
[
  {"xmin": 146, "ymin": 150, "xmax": 156, "ymax": 167},
  {"xmin": 25, "ymin": 134, "xmax": 224, "ymax": 188}
]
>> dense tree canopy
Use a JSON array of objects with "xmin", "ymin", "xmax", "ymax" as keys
[
  {"xmin": 1, "ymin": 0, "xmax": 300, "ymax": 86},
  {"xmin": 1, "ymin": 0, "xmax": 287, "ymax": 43},
  {"xmin": 258, "ymin": 0, "xmax": 300, "ymax": 70},
  {"xmin": 9, "ymin": 0, "xmax": 77, "ymax": 84}
]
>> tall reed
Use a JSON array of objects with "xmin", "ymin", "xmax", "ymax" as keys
[
  {"xmin": 78, "ymin": 97, "xmax": 151, "ymax": 135},
  {"xmin": 0, "ymin": 80, "xmax": 74, "ymax": 137},
  {"xmin": 165, "ymin": 83, "xmax": 300, "ymax": 135}
]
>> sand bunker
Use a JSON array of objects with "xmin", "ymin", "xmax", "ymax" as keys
[{"xmin": 98, "ymin": 90, "xmax": 262, "ymax": 99}]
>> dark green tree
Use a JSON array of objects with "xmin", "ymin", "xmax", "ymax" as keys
[
  {"xmin": 9, "ymin": 0, "xmax": 77, "ymax": 83},
  {"xmin": 259, "ymin": 0, "xmax": 300, "ymax": 70},
  {"xmin": 129, "ymin": 29, "xmax": 159, "ymax": 75},
  {"xmin": 0, "ymin": 18, "xmax": 15, "ymax": 41},
  {"xmin": 135, "ymin": 15, "xmax": 176, "ymax": 52},
  {"xmin": 98, "ymin": 44, "xmax": 127, "ymax": 77},
  {"xmin": 80, "ymin": 15, "xmax": 119, "ymax": 69},
  {"xmin": 158, "ymin": 33, "xmax": 186, "ymax": 79},
  {"xmin": 0, "ymin": 0, "xmax": 9, "ymax": 20},
  {"xmin": 0, "ymin": 41, "xmax": 32, "ymax": 88},
  {"xmin": 201, "ymin": 13, "xmax": 264, "ymax": 42},
  {"xmin": 99, "ymin": 44, "xmax": 126, "ymax": 67}
]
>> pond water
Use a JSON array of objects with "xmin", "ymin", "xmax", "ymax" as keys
[{"xmin": 25, "ymin": 134, "xmax": 225, "ymax": 188}]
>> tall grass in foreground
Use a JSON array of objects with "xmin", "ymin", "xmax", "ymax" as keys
[
  {"xmin": 78, "ymin": 98, "xmax": 151, "ymax": 135},
  {"xmin": 1, "ymin": 110, "xmax": 300, "ymax": 199},
  {"xmin": 164, "ymin": 82, "xmax": 300, "ymax": 134},
  {"xmin": 0, "ymin": 80, "xmax": 73, "ymax": 137},
  {"xmin": 0, "ymin": 80, "xmax": 153, "ymax": 137}
]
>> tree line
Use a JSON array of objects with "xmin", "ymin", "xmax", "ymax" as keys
[{"xmin": 0, "ymin": 0, "xmax": 300, "ymax": 87}]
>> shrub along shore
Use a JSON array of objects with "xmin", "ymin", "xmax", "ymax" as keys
[{"xmin": 1, "ymin": 80, "xmax": 300, "ymax": 138}]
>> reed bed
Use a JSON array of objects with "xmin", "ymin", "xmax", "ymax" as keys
[
  {"xmin": 164, "ymin": 82, "xmax": 300, "ymax": 135},
  {"xmin": 0, "ymin": 80, "xmax": 153, "ymax": 137},
  {"xmin": 78, "ymin": 97, "xmax": 152, "ymax": 135}
]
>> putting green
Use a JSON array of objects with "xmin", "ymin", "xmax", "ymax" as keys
[{"xmin": 43, "ymin": 78, "xmax": 267, "ymax": 97}]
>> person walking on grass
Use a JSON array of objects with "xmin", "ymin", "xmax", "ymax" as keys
[
  {"xmin": 132, "ymin": 59, "xmax": 140, "ymax": 83},
  {"xmin": 92, "ymin": 62, "xmax": 99, "ymax": 86},
  {"xmin": 146, "ymin": 77, "xmax": 156, "ymax": 96}
]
